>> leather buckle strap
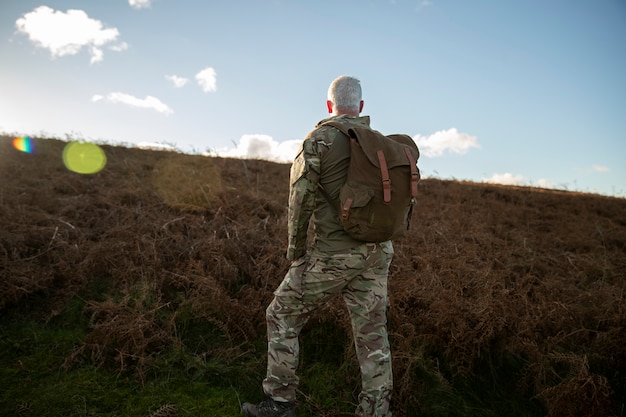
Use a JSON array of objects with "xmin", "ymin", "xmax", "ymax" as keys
[
  {"xmin": 377, "ymin": 150, "xmax": 391, "ymax": 203},
  {"xmin": 341, "ymin": 197, "xmax": 353, "ymax": 220}
]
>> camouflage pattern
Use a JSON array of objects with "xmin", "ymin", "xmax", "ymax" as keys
[
  {"xmin": 287, "ymin": 115, "xmax": 371, "ymax": 260},
  {"xmin": 265, "ymin": 115, "xmax": 396, "ymax": 416},
  {"xmin": 285, "ymin": 136, "xmax": 318, "ymax": 261},
  {"xmin": 263, "ymin": 241, "xmax": 394, "ymax": 416}
]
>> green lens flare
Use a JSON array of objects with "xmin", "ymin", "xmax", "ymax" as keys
[{"xmin": 62, "ymin": 142, "xmax": 107, "ymax": 174}]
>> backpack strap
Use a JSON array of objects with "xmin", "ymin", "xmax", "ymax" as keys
[
  {"xmin": 404, "ymin": 147, "xmax": 419, "ymax": 198},
  {"xmin": 377, "ymin": 150, "xmax": 392, "ymax": 203},
  {"xmin": 315, "ymin": 120, "xmax": 352, "ymax": 209},
  {"xmin": 317, "ymin": 182, "xmax": 336, "ymax": 206}
]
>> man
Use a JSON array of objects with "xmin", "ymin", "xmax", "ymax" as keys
[{"xmin": 242, "ymin": 76, "xmax": 395, "ymax": 417}]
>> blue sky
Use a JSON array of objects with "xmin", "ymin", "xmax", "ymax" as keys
[{"xmin": 1, "ymin": 0, "xmax": 625, "ymax": 197}]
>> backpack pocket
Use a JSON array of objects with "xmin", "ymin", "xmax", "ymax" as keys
[
  {"xmin": 340, "ymin": 183, "xmax": 374, "ymax": 208},
  {"xmin": 339, "ymin": 183, "xmax": 374, "ymax": 219},
  {"xmin": 339, "ymin": 183, "xmax": 390, "ymax": 241}
]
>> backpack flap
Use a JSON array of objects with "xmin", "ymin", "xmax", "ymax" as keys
[
  {"xmin": 348, "ymin": 127, "xmax": 420, "ymax": 200},
  {"xmin": 319, "ymin": 120, "xmax": 421, "ymax": 242}
]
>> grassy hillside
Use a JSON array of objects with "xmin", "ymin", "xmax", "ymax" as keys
[{"xmin": 1, "ymin": 135, "xmax": 625, "ymax": 417}]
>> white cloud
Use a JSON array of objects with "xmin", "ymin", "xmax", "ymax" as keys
[
  {"xmin": 92, "ymin": 92, "xmax": 173, "ymax": 115},
  {"xmin": 109, "ymin": 42, "xmax": 129, "ymax": 52},
  {"xmin": 484, "ymin": 174, "xmax": 566, "ymax": 191},
  {"xmin": 592, "ymin": 165, "xmax": 610, "ymax": 173},
  {"xmin": 15, "ymin": 6, "xmax": 126, "ymax": 64},
  {"xmin": 536, "ymin": 178, "xmax": 557, "ymax": 189},
  {"xmin": 415, "ymin": 0, "xmax": 433, "ymax": 12},
  {"xmin": 217, "ymin": 135, "xmax": 300, "ymax": 163},
  {"xmin": 166, "ymin": 75, "xmax": 189, "ymax": 88},
  {"xmin": 90, "ymin": 47, "xmax": 104, "ymax": 64},
  {"xmin": 413, "ymin": 128, "xmax": 479, "ymax": 157},
  {"xmin": 483, "ymin": 173, "xmax": 526, "ymax": 186},
  {"xmin": 196, "ymin": 67, "xmax": 217, "ymax": 93},
  {"xmin": 129, "ymin": 0, "xmax": 152, "ymax": 9},
  {"xmin": 137, "ymin": 142, "xmax": 175, "ymax": 151}
]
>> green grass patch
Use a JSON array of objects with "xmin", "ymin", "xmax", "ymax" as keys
[
  {"xmin": 0, "ymin": 300, "xmax": 252, "ymax": 417},
  {"xmin": 1, "ymin": 300, "xmax": 551, "ymax": 417}
]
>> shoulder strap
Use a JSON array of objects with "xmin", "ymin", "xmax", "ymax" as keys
[
  {"xmin": 315, "ymin": 120, "xmax": 352, "ymax": 212},
  {"xmin": 317, "ymin": 182, "xmax": 336, "ymax": 206},
  {"xmin": 319, "ymin": 120, "xmax": 354, "ymax": 138}
]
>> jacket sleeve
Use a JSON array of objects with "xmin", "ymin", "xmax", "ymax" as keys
[{"xmin": 286, "ymin": 136, "xmax": 322, "ymax": 260}]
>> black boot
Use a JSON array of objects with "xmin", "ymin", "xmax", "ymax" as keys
[{"xmin": 241, "ymin": 397, "xmax": 295, "ymax": 417}]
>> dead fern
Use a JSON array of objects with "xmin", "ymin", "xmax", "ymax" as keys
[
  {"xmin": 2, "ymin": 136, "xmax": 626, "ymax": 417},
  {"xmin": 146, "ymin": 403, "xmax": 177, "ymax": 417}
]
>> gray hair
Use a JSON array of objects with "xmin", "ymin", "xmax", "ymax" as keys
[{"xmin": 327, "ymin": 75, "xmax": 362, "ymax": 113}]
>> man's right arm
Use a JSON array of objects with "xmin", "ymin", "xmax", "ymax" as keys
[{"xmin": 286, "ymin": 138, "xmax": 322, "ymax": 260}]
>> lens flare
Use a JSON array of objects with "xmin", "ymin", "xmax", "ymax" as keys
[
  {"xmin": 62, "ymin": 142, "xmax": 107, "ymax": 174},
  {"xmin": 13, "ymin": 136, "xmax": 34, "ymax": 153}
]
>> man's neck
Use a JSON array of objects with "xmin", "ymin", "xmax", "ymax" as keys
[{"xmin": 334, "ymin": 111, "xmax": 360, "ymax": 117}]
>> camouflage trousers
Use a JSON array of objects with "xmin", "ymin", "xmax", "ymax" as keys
[{"xmin": 263, "ymin": 241, "xmax": 394, "ymax": 417}]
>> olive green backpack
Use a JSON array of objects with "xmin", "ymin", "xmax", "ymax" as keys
[{"xmin": 319, "ymin": 121, "xmax": 420, "ymax": 243}]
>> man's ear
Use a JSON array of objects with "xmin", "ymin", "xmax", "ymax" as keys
[
  {"xmin": 326, "ymin": 100, "xmax": 333, "ymax": 114},
  {"xmin": 359, "ymin": 100, "xmax": 364, "ymax": 113}
]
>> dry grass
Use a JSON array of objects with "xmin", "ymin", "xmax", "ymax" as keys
[{"xmin": 1, "ymin": 135, "xmax": 625, "ymax": 416}]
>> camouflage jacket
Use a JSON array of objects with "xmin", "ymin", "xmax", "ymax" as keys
[{"xmin": 286, "ymin": 115, "xmax": 371, "ymax": 260}]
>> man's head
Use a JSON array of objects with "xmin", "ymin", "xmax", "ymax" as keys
[{"xmin": 327, "ymin": 75, "xmax": 364, "ymax": 116}]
